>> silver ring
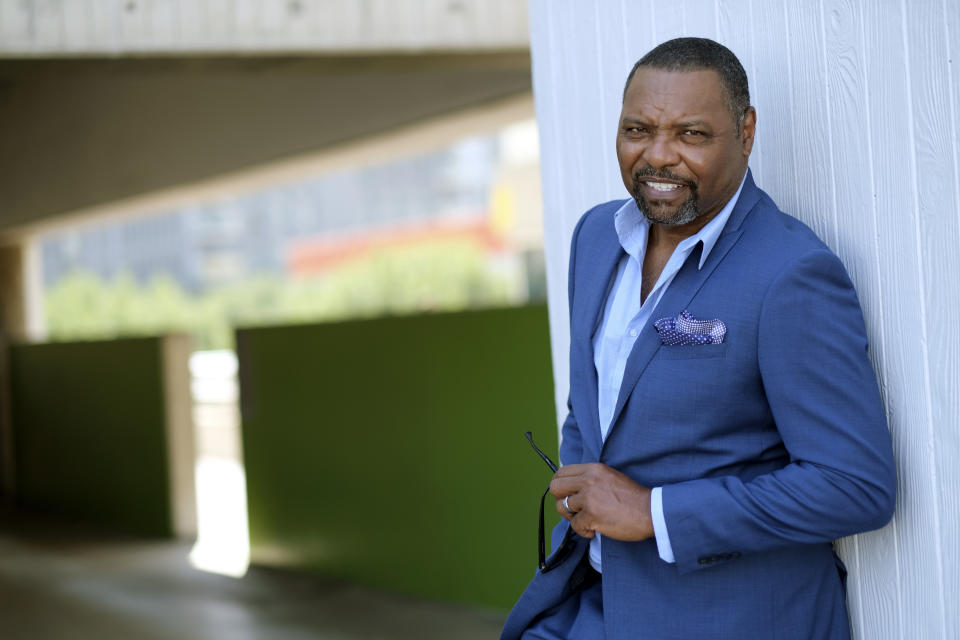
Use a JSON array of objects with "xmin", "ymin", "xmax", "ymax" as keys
[{"xmin": 563, "ymin": 495, "xmax": 576, "ymax": 516}]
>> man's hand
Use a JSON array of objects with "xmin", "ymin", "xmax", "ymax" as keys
[{"xmin": 550, "ymin": 463, "xmax": 655, "ymax": 541}]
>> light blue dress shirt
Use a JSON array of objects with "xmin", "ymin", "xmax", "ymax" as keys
[{"xmin": 588, "ymin": 174, "xmax": 746, "ymax": 572}]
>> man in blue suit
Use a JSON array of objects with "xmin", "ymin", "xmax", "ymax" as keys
[{"xmin": 502, "ymin": 38, "xmax": 896, "ymax": 639}]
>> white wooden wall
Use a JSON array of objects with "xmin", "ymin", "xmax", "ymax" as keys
[{"xmin": 529, "ymin": 1, "xmax": 959, "ymax": 638}]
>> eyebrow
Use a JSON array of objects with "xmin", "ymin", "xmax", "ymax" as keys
[
  {"xmin": 675, "ymin": 120, "xmax": 710, "ymax": 129},
  {"xmin": 620, "ymin": 117, "xmax": 712, "ymax": 129}
]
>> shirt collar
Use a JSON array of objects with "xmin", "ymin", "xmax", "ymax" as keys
[{"xmin": 612, "ymin": 171, "xmax": 747, "ymax": 270}]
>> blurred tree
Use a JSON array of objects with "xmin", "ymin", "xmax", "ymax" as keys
[{"xmin": 44, "ymin": 241, "xmax": 513, "ymax": 350}]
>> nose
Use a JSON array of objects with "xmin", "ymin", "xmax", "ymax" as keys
[{"xmin": 643, "ymin": 132, "xmax": 680, "ymax": 170}]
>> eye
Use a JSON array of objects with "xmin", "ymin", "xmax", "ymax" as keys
[{"xmin": 679, "ymin": 129, "xmax": 710, "ymax": 144}]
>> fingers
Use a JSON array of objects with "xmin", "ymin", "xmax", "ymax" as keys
[
  {"xmin": 549, "ymin": 476, "xmax": 580, "ymax": 499},
  {"xmin": 555, "ymin": 494, "xmax": 596, "ymax": 538},
  {"xmin": 552, "ymin": 463, "xmax": 591, "ymax": 479},
  {"xmin": 549, "ymin": 463, "xmax": 597, "ymax": 499},
  {"xmin": 555, "ymin": 493, "xmax": 580, "ymax": 524},
  {"xmin": 550, "ymin": 464, "xmax": 602, "ymax": 534},
  {"xmin": 550, "ymin": 464, "xmax": 656, "ymax": 542}
]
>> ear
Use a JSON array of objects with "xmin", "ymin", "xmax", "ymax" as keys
[{"xmin": 741, "ymin": 107, "xmax": 757, "ymax": 157}]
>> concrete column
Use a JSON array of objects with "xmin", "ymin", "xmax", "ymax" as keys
[
  {"xmin": 162, "ymin": 334, "xmax": 198, "ymax": 539},
  {"xmin": 0, "ymin": 241, "xmax": 44, "ymax": 342},
  {"xmin": 0, "ymin": 331, "xmax": 13, "ymax": 500},
  {"xmin": 0, "ymin": 239, "xmax": 44, "ymax": 499}
]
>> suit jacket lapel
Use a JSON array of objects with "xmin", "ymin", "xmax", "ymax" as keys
[{"xmin": 601, "ymin": 171, "xmax": 761, "ymax": 449}]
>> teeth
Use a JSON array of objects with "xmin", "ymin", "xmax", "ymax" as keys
[{"xmin": 647, "ymin": 181, "xmax": 680, "ymax": 191}]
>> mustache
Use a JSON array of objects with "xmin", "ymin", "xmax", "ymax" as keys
[{"xmin": 631, "ymin": 167, "xmax": 696, "ymax": 190}]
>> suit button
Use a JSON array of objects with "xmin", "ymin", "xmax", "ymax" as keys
[{"xmin": 698, "ymin": 557, "xmax": 709, "ymax": 565}]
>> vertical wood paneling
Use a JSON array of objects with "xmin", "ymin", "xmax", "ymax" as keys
[
  {"xmin": 651, "ymin": 1, "xmax": 683, "ymax": 42},
  {"xmin": 557, "ymin": 5, "xmax": 602, "ymax": 216},
  {"xmin": 716, "ymin": 0, "xmax": 762, "ymax": 183},
  {"xmin": 938, "ymin": 6, "xmax": 960, "ymax": 639},
  {"xmin": 592, "ymin": 1, "xmax": 632, "ymax": 200},
  {"xmin": 821, "ymin": 2, "xmax": 901, "ymax": 638},
  {"xmin": 553, "ymin": 0, "xmax": 592, "ymax": 406},
  {"xmin": 530, "ymin": 0, "xmax": 573, "ymax": 423},
  {"xmin": 749, "ymin": 2, "xmax": 798, "ymax": 211},
  {"xmin": 532, "ymin": 2, "xmax": 959, "ymax": 637},
  {"xmin": 552, "ymin": 0, "xmax": 611, "ymax": 421},
  {"xmin": 620, "ymin": 0, "xmax": 654, "ymax": 62},
  {"xmin": 682, "ymin": 0, "xmax": 717, "ymax": 38},
  {"xmin": 905, "ymin": 0, "xmax": 959, "ymax": 636},
  {"xmin": 784, "ymin": 4, "xmax": 835, "ymax": 245}
]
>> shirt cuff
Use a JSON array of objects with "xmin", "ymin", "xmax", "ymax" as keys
[{"xmin": 651, "ymin": 486, "xmax": 676, "ymax": 563}]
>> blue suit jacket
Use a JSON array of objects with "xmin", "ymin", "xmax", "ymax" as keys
[{"xmin": 502, "ymin": 172, "xmax": 896, "ymax": 640}]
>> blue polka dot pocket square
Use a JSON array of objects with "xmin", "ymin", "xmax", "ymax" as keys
[{"xmin": 653, "ymin": 310, "xmax": 727, "ymax": 346}]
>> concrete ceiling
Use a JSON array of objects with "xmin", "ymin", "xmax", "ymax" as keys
[{"xmin": 0, "ymin": 53, "xmax": 531, "ymax": 233}]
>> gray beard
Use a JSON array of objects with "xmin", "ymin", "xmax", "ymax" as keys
[{"xmin": 631, "ymin": 174, "xmax": 701, "ymax": 226}]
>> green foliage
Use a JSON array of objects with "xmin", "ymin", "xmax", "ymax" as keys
[{"xmin": 44, "ymin": 241, "xmax": 514, "ymax": 350}]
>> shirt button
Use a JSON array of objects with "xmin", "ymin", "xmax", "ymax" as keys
[{"xmin": 629, "ymin": 329, "xmax": 638, "ymax": 337}]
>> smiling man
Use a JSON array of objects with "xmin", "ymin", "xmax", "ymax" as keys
[{"xmin": 501, "ymin": 38, "xmax": 896, "ymax": 640}]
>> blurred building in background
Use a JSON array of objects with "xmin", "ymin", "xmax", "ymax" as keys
[
  {"xmin": 0, "ymin": 3, "xmax": 549, "ymax": 636},
  {"xmin": 41, "ymin": 138, "xmax": 503, "ymax": 293},
  {"xmin": 0, "ymin": 0, "xmax": 541, "ymax": 346},
  {"xmin": 38, "ymin": 121, "xmax": 544, "ymax": 349}
]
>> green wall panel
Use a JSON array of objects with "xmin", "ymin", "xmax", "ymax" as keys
[
  {"xmin": 9, "ymin": 338, "xmax": 172, "ymax": 536},
  {"xmin": 238, "ymin": 305, "xmax": 560, "ymax": 610}
]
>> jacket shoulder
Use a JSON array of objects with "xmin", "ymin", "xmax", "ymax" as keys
[
  {"xmin": 577, "ymin": 199, "xmax": 628, "ymax": 233},
  {"xmin": 569, "ymin": 199, "xmax": 628, "ymax": 252},
  {"xmin": 741, "ymin": 189, "xmax": 838, "ymax": 268}
]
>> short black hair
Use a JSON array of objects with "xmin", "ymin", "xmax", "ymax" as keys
[{"xmin": 623, "ymin": 37, "xmax": 751, "ymax": 130}]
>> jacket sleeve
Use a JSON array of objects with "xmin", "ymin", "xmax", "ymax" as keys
[
  {"xmin": 661, "ymin": 249, "xmax": 897, "ymax": 574},
  {"xmin": 557, "ymin": 209, "xmax": 591, "ymax": 468}
]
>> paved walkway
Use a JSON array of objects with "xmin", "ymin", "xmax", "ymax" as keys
[{"xmin": 0, "ymin": 510, "xmax": 506, "ymax": 640}]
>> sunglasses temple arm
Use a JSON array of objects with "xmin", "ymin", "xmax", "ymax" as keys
[
  {"xmin": 525, "ymin": 431, "xmax": 559, "ymax": 472},
  {"xmin": 539, "ymin": 485, "xmax": 549, "ymax": 570}
]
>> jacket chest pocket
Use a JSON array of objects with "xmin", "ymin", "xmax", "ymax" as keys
[{"xmin": 658, "ymin": 342, "xmax": 730, "ymax": 360}]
